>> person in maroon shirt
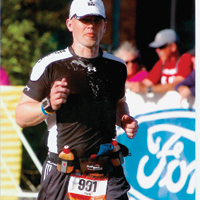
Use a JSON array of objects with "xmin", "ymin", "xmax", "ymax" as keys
[{"xmin": 128, "ymin": 29, "xmax": 193, "ymax": 94}]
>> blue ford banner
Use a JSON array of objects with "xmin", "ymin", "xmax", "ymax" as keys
[{"xmin": 117, "ymin": 91, "xmax": 195, "ymax": 200}]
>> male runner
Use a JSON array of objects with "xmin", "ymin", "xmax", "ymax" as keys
[{"xmin": 15, "ymin": 0, "xmax": 138, "ymax": 199}]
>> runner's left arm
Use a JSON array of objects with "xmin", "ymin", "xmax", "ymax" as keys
[{"xmin": 116, "ymin": 96, "xmax": 138, "ymax": 139}]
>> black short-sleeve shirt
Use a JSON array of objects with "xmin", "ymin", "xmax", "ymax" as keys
[{"xmin": 23, "ymin": 47, "xmax": 127, "ymax": 157}]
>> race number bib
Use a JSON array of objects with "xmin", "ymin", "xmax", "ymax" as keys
[{"xmin": 67, "ymin": 174, "xmax": 108, "ymax": 200}]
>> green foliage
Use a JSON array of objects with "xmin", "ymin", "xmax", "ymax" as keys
[{"xmin": 1, "ymin": 0, "xmax": 70, "ymax": 85}]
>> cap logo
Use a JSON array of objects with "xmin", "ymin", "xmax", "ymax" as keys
[
  {"xmin": 88, "ymin": 0, "xmax": 95, "ymax": 6},
  {"xmin": 69, "ymin": 0, "xmax": 105, "ymax": 20}
]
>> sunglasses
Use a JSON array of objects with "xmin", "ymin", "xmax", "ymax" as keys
[
  {"xmin": 125, "ymin": 58, "xmax": 139, "ymax": 65},
  {"xmin": 157, "ymin": 44, "xmax": 169, "ymax": 50}
]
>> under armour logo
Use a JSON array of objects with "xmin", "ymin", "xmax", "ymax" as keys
[
  {"xmin": 24, "ymin": 85, "xmax": 30, "ymax": 91},
  {"xmin": 88, "ymin": 66, "xmax": 96, "ymax": 72},
  {"xmin": 88, "ymin": 0, "xmax": 95, "ymax": 6}
]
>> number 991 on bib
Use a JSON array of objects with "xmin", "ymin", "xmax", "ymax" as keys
[{"xmin": 67, "ymin": 174, "xmax": 108, "ymax": 200}]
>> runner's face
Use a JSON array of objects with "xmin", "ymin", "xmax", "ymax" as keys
[{"xmin": 67, "ymin": 16, "xmax": 106, "ymax": 49}]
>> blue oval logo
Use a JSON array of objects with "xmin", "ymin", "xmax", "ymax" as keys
[{"xmin": 117, "ymin": 109, "xmax": 195, "ymax": 200}]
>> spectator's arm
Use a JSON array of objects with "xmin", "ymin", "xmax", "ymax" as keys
[
  {"xmin": 175, "ymin": 70, "xmax": 195, "ymax": 88},
  {"xmin": 150, "ymin": 76, "xmax": 184, "ymax": 93},
  {"xmin": 177, "ymin": 85, "xmax": 191, "ymax": 101},
  {"xmin": 129, "ymin": 76, "xmax": 184, "ymax": 93},
  {"xmin": 189, "ymin": 86, "xmax": 195, "ymax": 96}
]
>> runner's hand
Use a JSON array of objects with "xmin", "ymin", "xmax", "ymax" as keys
[
  {"xmin": 49, "ymin": 78, "xmax": 70, "ymax": 111},
  {"xmin": 121, "ymin": 114, "xmax": 138, "ymax": 139}
]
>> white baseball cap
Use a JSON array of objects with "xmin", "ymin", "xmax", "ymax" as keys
[
  {"xmin": 69, "ymin": 0, "xmax": 106, "ymax": 20},
  {"xmin": 149, "ymin": 29, "xmax": 179, "ymax": 48}
]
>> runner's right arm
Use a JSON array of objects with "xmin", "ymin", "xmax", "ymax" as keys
[{"xmin": 15, "ymin": 78, "xmax": 69, "ymax": 128}]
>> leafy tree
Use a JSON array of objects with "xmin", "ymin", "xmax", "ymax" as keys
[
  {"xmin": 1, "ymin": 1, "xmax": 74, "ymax": 189},
  {"xmin": 1, "ymin": 0, "xmax": 72, "ymax": 85}
]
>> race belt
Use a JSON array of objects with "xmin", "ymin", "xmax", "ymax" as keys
[{"xmin": 47, "ymin": 152, "xmax": 109, "ymax": 175}]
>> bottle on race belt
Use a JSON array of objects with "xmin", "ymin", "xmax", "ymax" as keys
[
  {"xmin": 111, "ymin": 138, "xmax": 121, "ymax": 166},
  {"xmin": 57, "ymin": 145, "xmax": 74, "ymax": 173}
]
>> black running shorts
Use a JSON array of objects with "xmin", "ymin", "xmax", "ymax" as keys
[{"xmin": 37, "ymin": 159, "xmax": 130, "ymax": 200}]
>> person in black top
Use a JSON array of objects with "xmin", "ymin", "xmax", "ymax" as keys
[{"xmin": 15, "ymin": 0, "xmax": 138, "ymax": 199}]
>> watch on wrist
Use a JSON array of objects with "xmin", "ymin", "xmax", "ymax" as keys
[
  {"xmin": 42, "ymin": 97, "xmax": 55, "ymax": 113},
  {"xmin": 147, "ymin": 86, "xmax": 152, "ymax": 93}
]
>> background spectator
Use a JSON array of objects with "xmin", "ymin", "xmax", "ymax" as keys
[
  {"xmin": 113, "ymin": 41, "xmax": 148, "ymax": 89},
  {"xmin": 175, "ymin": 48, "xmax": 195, "ymax": 102},
  {"xmin": 128, "ymin": 29, "xmax": 193, "ymax": 94},
  {"xmin": 0, "ymin": 66, "xmax": 11, "ymax": 85}
]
